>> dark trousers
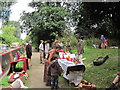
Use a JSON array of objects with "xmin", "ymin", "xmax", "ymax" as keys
[{"xmin": 51, "ymin": 76, "xmax": 58, "ymax": 88}]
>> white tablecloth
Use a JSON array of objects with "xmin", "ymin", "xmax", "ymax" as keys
[{"xmin": 58, "ymin": 59, "xmax": 85, "ymax": 86}]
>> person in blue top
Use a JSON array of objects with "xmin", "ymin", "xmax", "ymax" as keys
[{"xmin": 100, "ymin": 35, "xmax": 105, "ymax": 49}]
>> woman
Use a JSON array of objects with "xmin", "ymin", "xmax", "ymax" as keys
[{"xmin": 44, "ymin": 46, "xmax": 59, "ymax": 86}]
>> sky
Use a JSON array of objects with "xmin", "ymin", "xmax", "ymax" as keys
[
  {"xmin": 10, "ymin": 0, "xmax": 34, "ymax": 21},
  {"xmin": 10, "ymin": 0, "xmax": 34, "ymax": 40}
]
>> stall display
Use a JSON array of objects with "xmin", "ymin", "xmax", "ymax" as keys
[{"xmin": 58, "ymin": 52, "xmax": 85, "ymax": 86}]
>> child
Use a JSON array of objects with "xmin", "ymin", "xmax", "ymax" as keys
[{"xmin": 48, "ymin": 55, "xmax": 63, "ymax": 89}]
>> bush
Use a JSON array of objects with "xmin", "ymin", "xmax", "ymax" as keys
[
  {"xmin": 83, "ymin": 38, "xmax": 118, "ymax": 48},
  {"xmin": 107, "ymin": 39, "xmax": 118, "ymax": 46},
  {"xmin": 84, "ymin": 38, "xmax": 101, "ymax": 47},
  {"xmin": 57, "ymin": 35, "xmax": 77, "ymax": 49}
]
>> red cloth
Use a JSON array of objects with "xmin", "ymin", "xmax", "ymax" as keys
[
  {"xmin": 57, "ymin": 50, "xmax": 64, "ymax": 52},
  {"xmin": 10, "ymin": 57, "xmax": 27, "ymax": 72},
  {"xmin": 16, "ymin": 52, "xmax": 20, "ymax": 59}
]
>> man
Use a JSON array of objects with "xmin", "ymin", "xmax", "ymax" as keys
[
  {"xmin": 26, "ymin": 41, "xmax": 32, "ymax": 68},
  {"xmin": 76, "ymin": 36, "xmax": 84, "ymax": 61},
  {"xmin": 39, "ymin": 40, "xmax": 44, "ymax": 64}
]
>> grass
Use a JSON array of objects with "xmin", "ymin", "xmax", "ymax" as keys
[
  {"xmin": 0, "ymin": 46, "xmax": 119, "ymax": 88},
  {"xmin": 0, "ymin": 62, "xmax": 24, "ymax": 87},
  {"xmin": 59, "ymin": 76, "xmax": 72, "ymax": 88},
  {"xmin": 83, "ymin": 47, "xmax": 119, "ymax": 88},
  {"xmin": 0, "ymin": 76, "xmax": 10, "ymax": 86},
  {"xmin": 59, "ymin": 46, "xmax": 119, "ymax": 88}
]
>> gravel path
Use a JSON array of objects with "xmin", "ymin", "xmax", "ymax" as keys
[{"xmin": 26, "ymin": 52, "xmax": 50, "ymax": 88}]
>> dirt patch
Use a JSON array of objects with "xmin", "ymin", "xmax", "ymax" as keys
[{"xmin": 111, "ymin": 56, "xmax": 118, "ymax": 61}]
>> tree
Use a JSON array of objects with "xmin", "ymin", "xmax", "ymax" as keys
[
  {"xmin": 0, "ymin": 0, "xmax": 16, "ymax": 25},
  {"xmin": 7, "ymin": 21, "xmax": 21, "ymax": 38},
  {"xmin": 0, "ymin": 25, "xmax": 21, "ymax": 45},
  {"xmin": 82, "ymin": 2, "xmax": 120, "ymax": 39},
  {"xmin": 66, "ymin": 2, "xmax": 120, "ymax": 42},
  {"xmin": 20, "ymin": 2, "xmax": 69, "ymax": 47}
]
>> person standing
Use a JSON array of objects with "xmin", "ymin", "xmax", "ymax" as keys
[
  {"xmin": 44, "ymin": 46, "xmax": 59, "ymax": 86},
  {"xmin": 66, "ymin": 39, "xmax": 71, "ymax": 52},
  {"xmin": 48, "ymin": 56, "xmax": 63, "ymax": 89},
  {"xmin": 45, "ymin": 40, "xmax": 50, "ymax": 59},
  {"xmin": 39, "ymin": 40, "xmax": 44, "ymax": 64},
  {"xmin": 26, "ymin": 41, "xmax": 32, "ymax": 68},
  {"xmin": 52, "ymin": 40, "xmax": 59, "ymax": 49},
  {"xmin": 58, "ymin": 40, "xmax": 63, "ymax": 49},
  {"xmin": 76, "ymin": 36, "xmax": 84, "ymax": 61},
  {"xmin": 100, "ymin": 35, "xmax": 105, "ymax": 49}
]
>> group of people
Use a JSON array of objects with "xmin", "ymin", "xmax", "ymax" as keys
[
  {"xmin": 39, "ymin": 39, "xmax": 72, "ymax": 64},
  {"xmin": 25, "ymin": 35, "xmax": 120, "ymax": 89},
  {"xmin": 43, "ymin": 36, "xmax": 84, "ymax": 89},
  {"xmin": 100, "ymin": 35, "xmax": 108, "ymax": 49},
  {"xmin": 25, "ymin": 36, "xmax": 85, "ymax": 89},
  {"xmin": 25, "ymin": 34, "xmax": 108, "ymax": 68}
]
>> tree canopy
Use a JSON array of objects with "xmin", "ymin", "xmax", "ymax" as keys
[
  {"xmin": 20, "ymin": 2, "xmax": 70, "ymax": 46},
  {"xmin": 20, "ymin": 2, "xmax": 120, "ymax": 47},
  {"xmin": 73, "ymin": 2, "xmax": 120, "ymax": 40},
  {"xmin": 0, "ymin": 1, "xmax": 16, "ymax": 25}
]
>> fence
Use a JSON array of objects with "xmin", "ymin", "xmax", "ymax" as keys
[{"xmin": 0, "ymin": 46, "xmax": 25, "ymax": 81}]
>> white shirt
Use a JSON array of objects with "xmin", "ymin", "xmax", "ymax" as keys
[
  {"xmin": 39, "ymin": 43, "xmax": 44, "ymax": 51},
  {"xmin": 45, "ymin": 43, "xmax": 50, "ymax": 53}
]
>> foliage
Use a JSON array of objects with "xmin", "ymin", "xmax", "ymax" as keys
[
  {"xmin": 7, "ymin": 21, "xmax": 21, "ymax": 38},
  {"xmin": 20, "ymin": 2, "xmax": 70, "ymax": 47},
  {"xmin": 83, "ymin": 47, "xmax": 119, "ymax": 88},
  {"xmin": 84, "ymin": 38, "xmax": 118, "ymax": 47},
  {"xmin": 59, "ymin": 46, "xmax": 119, "ymax": 88},
  {"xmin": 108, "ymin": 38, "xmax": 119, "ymax": 46},
  {"xmin": 57, "ymin": 32, "xmax": 77, "ymax": 50},
  {"xmin": 24, "ymin": 35, "xmax": 31, "ymax": 43},
  {"xmin": 0, "ymin": 25, "xmax": 22, "ymax": 45},
  {"xmin": 84, "ymin": 38, "xmax": 101, "ymax": 47},
  {"xmin": 64, "ymin": 2, "xmax": 120, "ymax": 42},
  {"xmin": 0, "ymin": 1, "xmax": 16, "ymax": 25},
  {"xmin": 83, "ymin": 2, "xmax": 120, "ymax": 38},
  {"xmin": 20, "ymin": 2, "xmax": 120, "ymax": 48},
  {"xmin": 0, "ymin": 75, "xmax": 10, "ymax": 86}
]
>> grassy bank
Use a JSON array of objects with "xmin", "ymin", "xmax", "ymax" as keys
[
  {"xmin": 0, "ymin": 47, "xmax": 119, "ymax": 88},
  {"xmin": 0, "ymin": 62, "xmax": 23, "ymax": 88},
  {"xmin": 83, "ymin": 47, "xmax": 119, "ymax": 88},
  {"xmin": 59, "ymin": 47, "xmax": 119, "ymax": 88}
]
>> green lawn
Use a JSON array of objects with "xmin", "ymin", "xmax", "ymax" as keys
[
  {"xmin": 1, "ymin": 47, "xmax": 119, "ymax": 88},
  {"xmin": 0, "ymin": 62, "xmax": 23, "ymax": 87},
  {"xmin": 0, "ymin": 76, "xmax": 10, "ymax": 86},
  {"xmin": 59, "ymin": 47, "xmax": 120, "ymax": 88},
  {"xmin": 60, "ymin": 47, "xmax": 119, "ymax": 88},
  {"xmin": 83, "ymin": 47, "xmax": 119, "ymax": 88}
]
